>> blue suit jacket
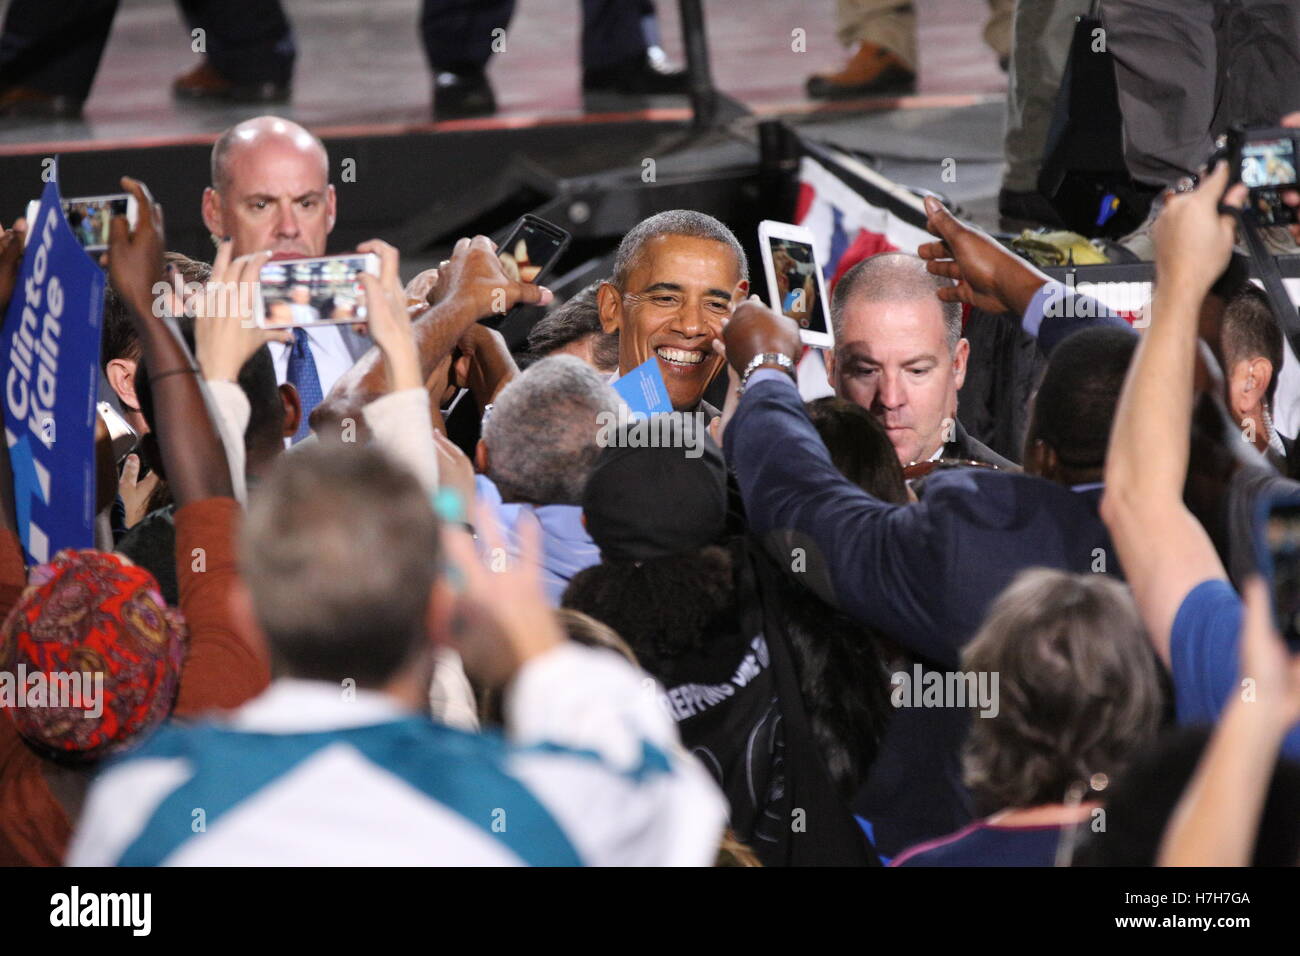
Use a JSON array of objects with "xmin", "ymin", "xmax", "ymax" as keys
[
  {"xmin": 724, "ymin": 374, "xmax": 1119, "ymax": 855},
  {"xmin": 725, "ymin": 375, "xmax": 1117, "ymax": 668}
]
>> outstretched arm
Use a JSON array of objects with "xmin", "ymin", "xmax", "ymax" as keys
[
  {"xmin": 1100, "ymin": 162, "xmax": 1247, "ymax": 662},
  {"xmin": 918, "ymin": 196, "xmax": 1128, "ymax": 354},
  {"xmin": 108, "ymin": 178, "xmax": 232, "ymax": 507}
]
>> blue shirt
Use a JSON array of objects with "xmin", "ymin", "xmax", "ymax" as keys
[
  {"xmin": 475, "ymin": 475, "xmax": 601, "ymax": 606},
  {"xmin": 891, "ymin": 821, "xmax": 1076, "ymax": 867},
  {"xmin": 1171, "ymin": 579, "xmax": 1300, "ymax": 759}
]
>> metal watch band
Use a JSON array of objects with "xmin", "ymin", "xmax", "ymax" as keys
[{"xmin": 738, "ymin": 352, "xmax": 796, "ymax": 393}]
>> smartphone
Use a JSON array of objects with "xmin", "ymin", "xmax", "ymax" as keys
[
  {"xmin": 1255, "ymin": 495, "xmax": 1300, "ymax": 649},
  {"xmin": 758, "ymin": 220, "xmax": 833, "ymax": 350},
  {"xmin": 96, "ymin": 401, "xmax": 139, "ymax": 464},
  {"xmin": 497, "ymin": 214, "xmax": 570, "ymax": 286},
  {"xmin": 1227, "ymin": 127, "xmax": 1300, "ymax": 227},
  {"xmin": 255, "ymin": 253, "xmax": 380, "ymax": 329},
  {"xmin": 26, "ymin": 193, "xmax": 137, "ymax": 252}
]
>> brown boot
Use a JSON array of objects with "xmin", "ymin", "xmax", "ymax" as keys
[
  {"xmin": 0, "ymin": 86, "xmax": 82, "ymax": 120},
  {"xmin": 173, "ymin": 60, "xmax": 290, "ymax": 104},
  {"xmin": 806, "ymin": 42, "xmax": 916, "ymax": 99}
]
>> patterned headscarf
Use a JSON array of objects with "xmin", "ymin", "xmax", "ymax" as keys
[{"xmin": 0, "ymin": 549, "xmax": 186, "ymax": 759}]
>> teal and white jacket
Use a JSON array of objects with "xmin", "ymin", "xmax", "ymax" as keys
[{"xmin": 67, "ymin": 645, "xmax": 727, "ymax": 866}]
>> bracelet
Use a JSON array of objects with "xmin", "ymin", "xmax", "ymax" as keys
[
  {"xmin": 738, "ymin": 352, "xmax": 796, "ymax": 394},
  {"xmin": 148, "ymin": 366, "xmax": 200, "ymax": 384}
]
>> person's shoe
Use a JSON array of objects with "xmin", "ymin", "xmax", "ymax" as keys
[
  {"xmin": 806, "ymin": 42, "xmax": 916, "ymax": 99},
  {"xmin": 433, "ymin": 69, "xmax": 496, "ymax": 120},
  {"xmin": 173, "ymin": 61, "xmax": 290, "ymax": 104},
  {"xmin": 997, "ymin": 188, "xmax": 1066, "ymax": 231},
  {"xmin": 582, "ymin": 52, "xmax": 690, "ymax": 96},
  {"xmin": 0, "ymin": 86, "xmax": 82, "ymax": 121}
]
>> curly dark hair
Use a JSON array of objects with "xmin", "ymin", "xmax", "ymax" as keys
[{"xmin": 562, "ymin": 537, "xmax": 890, "ymax": 797}]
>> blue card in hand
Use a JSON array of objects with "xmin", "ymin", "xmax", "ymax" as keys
[{"xmin": 612, "ymin": 357, "xmax": 673, "ymax": 420}]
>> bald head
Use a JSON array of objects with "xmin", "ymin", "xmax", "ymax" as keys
[
  {"xmin": 211, "ymin": 116, "xmax": 328, "ymax": 192},
  {"xmin": 203, "ymin": 116, "xmax": 336, "ymax": 258},
  {"xmin": 831, "ymin": 252, "xmax": 962, "ymax": 351}
]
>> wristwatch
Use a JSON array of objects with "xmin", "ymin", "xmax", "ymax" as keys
[{"xmin": 738, "ymin": 352, "xmax": 796, "ymax": 394}]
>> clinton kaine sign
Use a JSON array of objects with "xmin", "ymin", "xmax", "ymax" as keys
[{"xmin": 4, "ymin": 177, "xmax": 105, "ymax": 565}]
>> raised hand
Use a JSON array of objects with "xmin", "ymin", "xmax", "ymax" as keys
[
  {"xmin": 441, "ymin": 504, "xmax": 564, "ymax": 690},
  {"xmin": 107, "ymin": 177, "xmax": 166, "ymax": 321},
  {"xmin": 356, "ymin": 238, "xmax": 422, "ymax": 393},
  {"xmin": 1152, "ymin": 161, "xmax": 1247, "ymax": 298},
  {"xmin": 431, "ymin": 235, "xmax": 553, "ymax": 325},
  {"xmin": 719, "ymin": 296, "xmax": 801, "ymax": 379},
  {"xmin": 195, "ymin": 240, "xmax": 290, "ymax": 383},
  {"xmin": 918, "ymin": 195, "xmax": 1049, "ymax": 317}
]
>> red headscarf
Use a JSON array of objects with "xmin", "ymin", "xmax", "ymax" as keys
[{"xmin": 0, "ymin": 549, "xmax": 185, "ymax": 759}]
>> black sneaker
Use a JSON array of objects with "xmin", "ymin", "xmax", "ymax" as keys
[
  {"xmin": 433, "ymin": 69, "xmax": 496, "ymax": 120},
  {"xmin": 582, "ymin": 52, "xmax": 690, "ymax": 96}
]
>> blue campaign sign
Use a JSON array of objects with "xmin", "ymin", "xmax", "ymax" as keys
[{"xmin": 3, "ymin": 176, "xmax": 106, "ymax": 566}]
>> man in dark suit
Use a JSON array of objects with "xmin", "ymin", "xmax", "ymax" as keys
[
  {"xmin": 826, "ymin": 251, "xmax": 1017, "ymax": 470},
  {"xmin": 717, "ymin": 298, "xmax": 1137, "ymax": 857},
  {"xmin": 425, "ymin": 0, "xmax": 688, "ymax": 119}
]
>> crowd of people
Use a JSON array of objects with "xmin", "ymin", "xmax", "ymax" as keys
[{"xmin": 1, "ymin": 111, "xmax": 1299, "ymax": 868}]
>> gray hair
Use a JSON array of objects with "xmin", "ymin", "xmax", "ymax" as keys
[
  {"xmin": 482, "ymin": 355, "xmax": 621, "ymax": 505},
  {"xmin": 830, "ymin": 252, "xmax": 962, "ymax": 352},
  {"xmin": 611, "ymin": 210, "xmax": 748, "ymax": 290}
]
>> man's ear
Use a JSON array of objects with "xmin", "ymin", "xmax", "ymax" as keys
[
  {"xmin": 279, "ymin": 383, "xmax": 302, "ymax": 438},
  {"xmin": 825, "ymin": 349, "xmax": 840, "ymax": 392},
  {"xmin": 733, "ymin": 279, "xmax": 750, "ymax": 303},
  {"xmin": 1247, "ymin": 357, "xmax": 1273, "ymax": 400},
  {"xmin": 952, "ymin": 337, "xmax": 971, "ymax": 391},
  {"xmin": 596, "ymin": 281, "xmax": 623, "ymax": 334},
  {"xmin": 105, "ymin": 357, "xmax": 140, "ymax": 411},
  {"xmin": 474, "ymin": 438, "xmax": 489, "ymax": 474},
  {"xmin": 325, "ymin": 184, "xmax": 338, "ymax": 235},
  {"xmin": 201, "ymin": 186, "xmax": 224, "ymax": 240}
]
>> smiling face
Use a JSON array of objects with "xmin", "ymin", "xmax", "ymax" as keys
[
  {"xmin": 598, "ymin": 234, "xmax": 746, "ymax": 411},
  {"xmin": 203, "ymin": 123, "xmax": 336, "ymax": 259},
  {"xmin": 828, "ymin": 296, "xmax": 968, "ymax": 466}
]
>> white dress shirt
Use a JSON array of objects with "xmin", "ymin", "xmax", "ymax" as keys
[{"xmin": 267, "ymin": 323, "xmax": 356, "ymax": 402}]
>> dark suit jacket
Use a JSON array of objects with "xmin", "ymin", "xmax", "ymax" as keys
[
  {"xmin": 724, "ymin": 374, "xmax": 1118, "ymax": 854},
  {"xmin": 945, "ymin": 420, "xmax": 1018, "ymax": 470}
]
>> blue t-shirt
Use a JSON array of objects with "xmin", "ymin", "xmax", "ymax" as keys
[
  {"xmin": 1170, "ymin": 579, "xmax": 1300, "ymax": 759},
  {"xmin": 890, "ymin": 822, "xmax": 1074, "ymax": 867}
]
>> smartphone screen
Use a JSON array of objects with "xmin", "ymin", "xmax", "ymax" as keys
[
  {"xmin": 258, "ymin": 254, "xmax": 377, "ymax": 328},
  {"xmin": 498, "ymin": 217, "xmax": 568, "ymax": 285},
  {"xmin": 63, "ymin": 195, "xmax": 129, "ymax": 252},
  {"xmin": 1267, "ymin": 503, "xmax": 1300, "ymax": 647},
  {"xmin": 1242, "ymin": 137, "xmax": 1298, "ymax": 189},
  {"xmin": 764, "ymin": 235, "xmax": 828, "ymax": 336}
]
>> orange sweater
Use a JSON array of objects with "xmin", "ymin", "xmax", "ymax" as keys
[{"xmin": 0, "ymin": 497, "xmax": 270, "ymax": 865}]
